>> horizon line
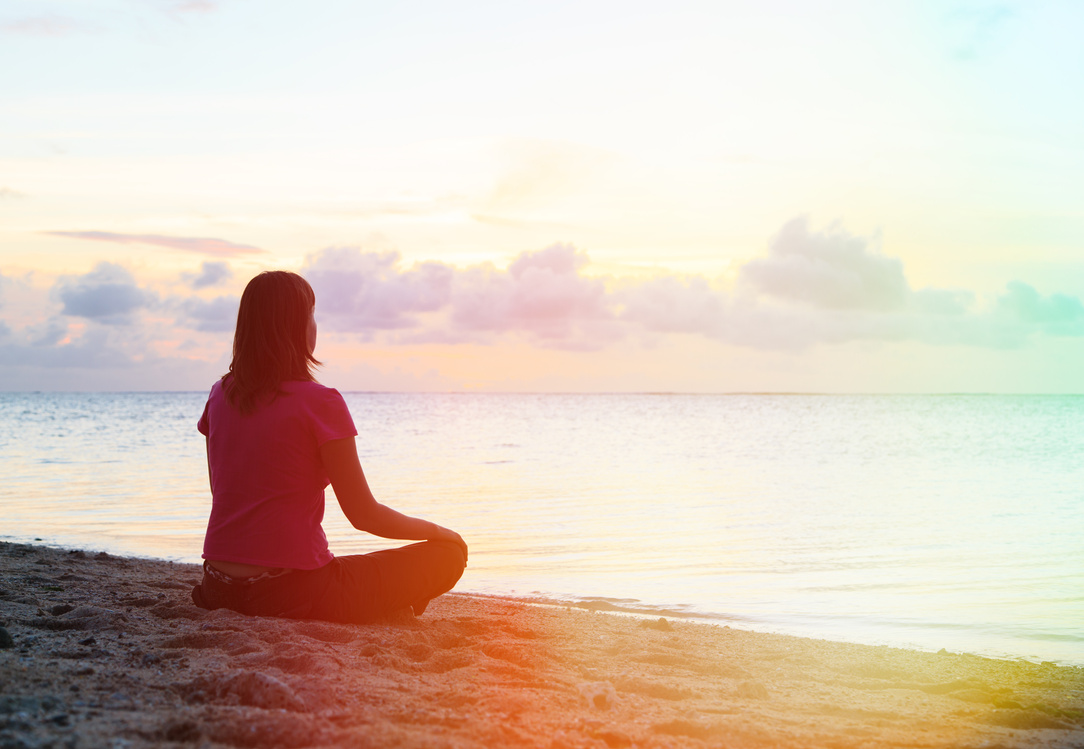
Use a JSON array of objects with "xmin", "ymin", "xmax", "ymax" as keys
[{"xmin": 2, "ymin": 390, "xmax": 1083, "ymax": 397}]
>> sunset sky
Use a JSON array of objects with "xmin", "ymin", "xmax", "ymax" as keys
[{"xmin": 2, "ymin": 1, "xmax": 1082, "ymax": 392}]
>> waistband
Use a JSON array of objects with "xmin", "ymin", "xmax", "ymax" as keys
[{"xmin": 203, "ymin": 561, "xmax": 293, "ymax": 586}]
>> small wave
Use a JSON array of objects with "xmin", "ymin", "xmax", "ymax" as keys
[{"xmin": 472, "ymin": 591, "xmax": 756, "ymax": 625}]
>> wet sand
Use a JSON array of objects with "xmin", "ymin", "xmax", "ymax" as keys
[{"xmin": 1, "ymin": 541, "xmax": 1081, "ymax": 748}]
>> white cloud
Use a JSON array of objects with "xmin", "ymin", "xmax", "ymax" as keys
[
  {"xmin": 46, "ymin": 231, "xmax": 266, "ymax": 257},
  {"xmin": 0, "ymin": 327, "xmax": 134, "ymax": 370},
  {"xmin": 995, "ymin": 281, "xmax": 1084, "ymax": 336},
  {"xmin": 5, "ymin": 220, "xmax": 1084, "ymax": 390},
  {"xmin": 186, "ymin": 261, "xmax": 232, "ymax": 289},
  {"xmin": 618, "ymin": 275, "xmax": 725, "ymax": 337},
  {"xmin": 451, "ymin": 244, "xmax": 612, "ymax": 342},
  {"xmin": 304, "ymin": 248, "xmax": 454, "ymax": 334},
  {"xmin": 170, "ymin": 1, "xmax": 218, "ymax": 13},
  {"xmin": 910, "ymin": 288, "xmax": 974, "ymax": 316},
  {"xmin": 739, "ymin": 217, "xmax": 909, "ymax": 311},
  {"xmin": 298, "ymin": 222, "xmax": 1084, "ymax": 354},
  {"xmin": 304, "ymin": 243, "xmax": 617, "ymax": 350},
  {"xmin": 0, "ymin": 16, "xmax": 84, "ymax": 36},
  {"xmin": 53, "ymin": 262, "xmax": 153, "ymax": 325},
  {"xmin": 179, "ymin": 295, "xmax": 237, "ymax": 332},
  {"xmin": 616, "ymin": 219, "xmax": 1084, "ymax": 352}
]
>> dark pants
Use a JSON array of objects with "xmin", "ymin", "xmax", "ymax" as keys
[{"xmin": 191, "ymin": 541, "xmax": 465, "ymax": 623}]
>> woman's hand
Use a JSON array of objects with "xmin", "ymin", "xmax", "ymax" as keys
[
  {"xmin": 322, "ymin": 437, "xmax": 468, "ymax": 564},
  {"xmin": 430, "ymin": 526, "xmax": 468, "ymax": 564}
]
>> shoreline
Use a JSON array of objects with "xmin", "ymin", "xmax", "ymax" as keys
[
  {"xmin": 7, "ymin": 535, "xmax": 1079, "ymax": 670},
  {"xmin": 2, "ymin": 542, "xmax": 1082, "ymax": 748}
]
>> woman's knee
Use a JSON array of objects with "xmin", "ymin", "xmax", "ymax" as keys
[
  {"xmin": 428, "ymin": 539, "xmax": 466, "ymax": 581},
  {"xmin": 439, "ymin": 539, "xmax": 467, "ymax": 569}
]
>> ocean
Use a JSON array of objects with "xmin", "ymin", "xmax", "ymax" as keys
[{"xmin": 2, "ymin": 392, "xmax": 1081, "ymax": 666}]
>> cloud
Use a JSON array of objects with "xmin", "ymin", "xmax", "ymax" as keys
[
  {"xmin": 0, "ymin": 263, "xmax": 234, "ymax": 385},
  {"xmin": 739, "ymin": 217, "xmax": 909, "ymax": 311},
  {"xmin": 0, "ymin": 16, "xmax": 83, "ymax": 36},
  {"xmin": 618, "ymin": 276, "xmax": 726, "ymax": 337},
  {"xmin": 0, "ymin": 187, "xmax": 25, "ymax": 199},
  {"xmin": 615, "ymin": 219, "xmax": 1084, "ymax": 352},
  {"xmin": 995, "ymin": 281, "xmax": 1084, "ymax": 335},
  {"xmin": 186, "ymin": 261, "xmax": 232, "ymax": 289},
  {"xmin": 303, "ymin": 243, "xmax": 617, "ymax": 349},
  {"xmin": 0, "ymin": 323, "xmax": 140, "ymax": 370},
  {"xmin": 179, "ymin": 295, "xmax": 238, "ymax": 332},
  {"xmin": 451, "ymin": 244, "xmax": 612, "ymax": 342},
  {"xmin": 46, "ymin": 231, "xmax": 266, "ymax": 257},
  {"xmin": 0, "ymin": 2, "xmax": 217, "ymax": 41},
  {"xmin": 298, "ymin": 224, "xmax": 1084, "ymax": 355},
  {"xmin": 171, "ymin": 1, "xmax": 218, "ymax": 12},
  {"xmin": 910, "ymin": 287, "xmax": 974, "ymax": 316},
  {"xmin": 0, "ymin": 270, "xmax": 221, "ymax": 380},
  {"xmin": 304, "ymin": 248, "xmax": 454, "ymax": 334},
  {"xmin": 53, "ymin": 262, "xmax": 153, "ymax": 324},
  {"xmin": 11, "ymin": 219, "xmax": 1083, "ymax": 391},
  {"xmin": 24, "ymin": 317, "xmax": 71, "ymax": 348}
]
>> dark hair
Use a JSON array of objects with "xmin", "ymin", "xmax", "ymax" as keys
[{"xmin": 223, "ymin": 271, "xmax": 320, "ymax": 413}]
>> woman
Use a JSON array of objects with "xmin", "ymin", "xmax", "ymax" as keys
[{"xmin": 191, "ymin": 270, "xmax": 466, "ymax": 622}]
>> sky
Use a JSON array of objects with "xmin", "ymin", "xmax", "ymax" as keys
[{"xmin": 2, "ymin": 0, "xmax": 1083, "ymax": 392}]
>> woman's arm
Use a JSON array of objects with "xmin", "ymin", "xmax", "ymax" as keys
[
  {"xmin": 320, "ymin": 437, "xmax": 468, "ymax": 562},
  {"xmin": 205, "ymin": 436, "xmax": 212, "ymax": 493}
]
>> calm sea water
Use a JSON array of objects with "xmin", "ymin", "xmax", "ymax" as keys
[{"xmin": 2, "ymin": 392, "xmax": 1082, "ymax": 665}]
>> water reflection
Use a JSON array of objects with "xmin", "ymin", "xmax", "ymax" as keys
[{"xmin": 1, "ymin": 392, "xmax": 1082, "ymax": 664}]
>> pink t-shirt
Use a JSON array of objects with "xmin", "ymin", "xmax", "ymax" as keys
[{"xmin": 197, "ymin": 378, "xmax": 358, "ymax": 569}]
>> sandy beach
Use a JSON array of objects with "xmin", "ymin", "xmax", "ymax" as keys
[{"xmin": 1, "ymin": 542, "xmax": 1081, "ymax": 748}]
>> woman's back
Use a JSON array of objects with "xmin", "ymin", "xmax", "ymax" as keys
[
  {"xmin": 192, "ymin": 270, "xmax": 465, "ymax": 623},
  {"xmin": 199, "ymin": 378, "xmax": 356, "ymax": 570}
]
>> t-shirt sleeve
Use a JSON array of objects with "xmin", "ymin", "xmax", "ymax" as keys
[
  {"xmin": 196, "ymin": 382, "xmax": 217, "ymax": 436},
  {"xmin": 307, "ymin": 387, "xmax": 358, "ymax": 446},
  {"xmin": 197, "ymin": 398, "xmax": 210, "ymax": 436}
]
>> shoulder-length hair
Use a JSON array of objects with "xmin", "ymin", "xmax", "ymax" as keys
[{"xmin": 223, "ymin": 271, "xmax": 320, "ymax": 413}]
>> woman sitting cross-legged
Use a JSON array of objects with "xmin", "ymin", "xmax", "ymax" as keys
[{"xmin": 191, "ymin": 270, "xmax": 466, "ymax": 622}]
